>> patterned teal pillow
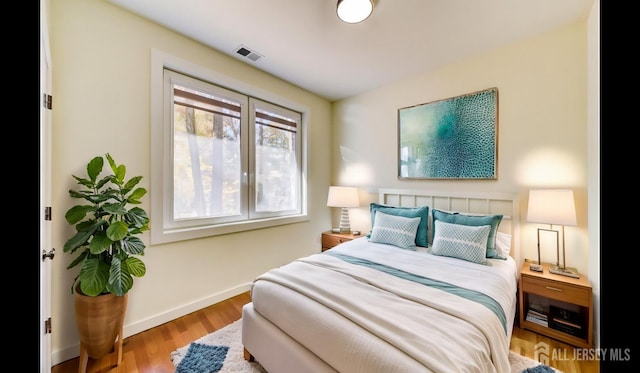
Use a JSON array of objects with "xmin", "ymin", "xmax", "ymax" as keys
[
  {"xmin": 431, "ymin": 209, "xmax": 504, "ymax": 259},
  {"xmin": 430, "ymin": 220, "xmax": 491, "ymax": 264},
  {"xmin": 369, "ymin": 211, "xmax": 421, "ymax": 250},
  {"xmin": 368, "ymin": 203, "xmax": 429, "ymax": 247}
]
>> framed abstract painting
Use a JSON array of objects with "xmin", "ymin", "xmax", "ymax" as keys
[{"xmin": 398, "ymin": 87, "xmax": 498, "ymax": 179}]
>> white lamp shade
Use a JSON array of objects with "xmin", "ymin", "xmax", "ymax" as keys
[
  {"xmin": 337, "ymin": 0, "xmax": 374, "ymax": 23},
  {"xmin": 327, "ymin": 186, "xmax": 359, "ymax": 207},
  {"xmin": 527, "ymin": 189, "xmax": 577, "ymax": 226}
]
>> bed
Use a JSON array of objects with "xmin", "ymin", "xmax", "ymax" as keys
[{"xmin": 242, "ymin": 189, "xmax": 520, "ymax": 372}]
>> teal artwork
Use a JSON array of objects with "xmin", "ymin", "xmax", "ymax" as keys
[{"xmin": 398, "ymin": 88, "xmax": 498, "ymax": 179}]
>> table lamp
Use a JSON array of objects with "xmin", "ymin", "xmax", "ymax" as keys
[
  {"xmin": 526, "ymin": 189, "xmax": 578, "ymax": 278},
  {"xmin": 327, "ymin": 186, "xmax": 359, "ymax": 233}
]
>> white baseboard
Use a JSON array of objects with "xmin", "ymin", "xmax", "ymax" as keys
[{"xmin": 51, "ymin": 282, "xmax": 252, "ymax": 366}]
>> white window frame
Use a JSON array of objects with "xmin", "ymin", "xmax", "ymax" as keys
[
  {"xmin": 150, "ymin": 50, "xmax": 309, "ymax": 244},
  {"xmin": 249, "ymin": 98, "xmax": 303, "ymax": 219}
]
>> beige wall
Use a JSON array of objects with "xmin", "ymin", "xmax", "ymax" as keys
[
  {"xmin": 332, "ymin": 22, "xmax": 590, "ymax": 276},
  {"xmin": 331, "ymin": 7, "xmax": 599, "ymax": 346},
  {"xmin": 49, "ymin": 0, "xmax": 332, "ymax": 364}
]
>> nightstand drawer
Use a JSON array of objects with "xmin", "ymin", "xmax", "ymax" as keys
[
  {"xmin": 522, "ymin": 276, "xmax": 590, "ymax": 307},
  {"xmin": 322, "ymin": 234, "xmax": 351, "ymax": 248}
]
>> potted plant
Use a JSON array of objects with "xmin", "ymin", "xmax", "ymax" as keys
[{"xmin": 63, "ymin": 153, "xmax": 149, "ymax": 370}]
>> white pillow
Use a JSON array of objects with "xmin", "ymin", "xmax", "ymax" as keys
[
  {"xmin": 495, "ymin": 231, "xmax": 512, "ymax": 257},
  {"xmin": 431, "ymin": 220, "xmax": 491, "ymax": 264},
  {"xmin": 369, "ymin": 210, "xmax": 420, "ymax": 250}
]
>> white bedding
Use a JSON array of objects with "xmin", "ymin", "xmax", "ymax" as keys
[{"xmin": 248, "ymin": 237, "xmax": 518, "ymax": 372}]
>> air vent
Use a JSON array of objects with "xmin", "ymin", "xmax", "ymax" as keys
[{"xmin": 234, "ymin": 45, "xmax": 263, "ymax": 62}]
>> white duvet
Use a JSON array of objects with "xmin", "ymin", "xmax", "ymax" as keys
[{"xmin": 250, "ymin": 238, "xmax": 518, "ymax": 373}]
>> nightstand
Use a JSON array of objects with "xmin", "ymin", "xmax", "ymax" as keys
[
  {"xmin": 518, "ymin": 262, "xmax": 593, "ymax": 348},
  {"xmin": 321, "ymin": 231, "xmax": 360, "ymax": 251}
]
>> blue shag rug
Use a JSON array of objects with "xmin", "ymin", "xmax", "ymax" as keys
[
  {"xmin": 175, "ymin": 343, "xmax": 229, "ymax": 373},
  {"xmin": 171, "ymin": 319, "xmax": 266, "ymax": 373},
  {"xmin": 523, "ymin": 364, "xmax": 556, "ymax": 373}
]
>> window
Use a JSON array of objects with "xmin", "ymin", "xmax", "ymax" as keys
[{"xmin": 151, "ymin": 52, "xmax": 308, "ymax": 244}]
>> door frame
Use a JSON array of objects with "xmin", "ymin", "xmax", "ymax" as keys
[{"xmin": 40, "ymin": 0, "xmax": 53, "ymax": 370}]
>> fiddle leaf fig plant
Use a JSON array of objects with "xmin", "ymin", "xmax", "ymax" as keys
[{"xmin": 63, "ymin": 153, "xmax": 150, "ymax": 297}]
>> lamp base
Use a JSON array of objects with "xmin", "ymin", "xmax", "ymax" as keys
[
  {"xmin": 529, "ymin": 263, "xmax": 543, "ymax": 272},
  {"xmin": 338, "ymin": 207, "xmax": 351, "ymax": 234},
  {"xmin": 549, "ymin": 265, "xmax": 580, "ymax": 278}
]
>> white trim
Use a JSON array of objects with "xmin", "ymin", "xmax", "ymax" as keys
[
  {"xmin": 40, "ymin": 0, "xmax": 53, "ymax": 369},
  {"xmin": 150, "ymin": 49, "xmax": 310, "ymax": 244}
]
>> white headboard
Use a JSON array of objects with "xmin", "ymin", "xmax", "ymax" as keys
[{"xmin": 378, "ymin": 188, "xmax": 520, "ymax": 263}]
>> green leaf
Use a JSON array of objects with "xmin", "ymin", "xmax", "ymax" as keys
[
  {"xmin": 68, "ymin": 190, "xmax": 94, "ymax": 203},
  {"xmin": 106, "ymin": 153, "xmax": 116, "ymax": 172},
  {"xmin": 95, "ymin": 175, "xmax": 111, "ymax": 190},
  {"xmin": 106, "ymin": 221, "xmax": 129, "ymax": 241},
  {"xmin": 121, "ymin": 236, "xmax": 146, "ymax": 255},
  {"xmin": 79, "ymin": 258, "xmax": 110, "ymax": 296},
  {"xmin": 64, "ymin": 219, "xmax": 104, "ymax": 252},
  {"xmin": 65, "ymin": 205, "xmax": 95, "ymax": 225},
  {"xmin": 72, "ymin": 175, "xmax": 95, "ymax": 189},
  {"xmin": 63, "ymin": 230, "xmax": 92, "ymax": 252},
  {"xmin": 66, "ymin": 250, "xmax": 87, "ymax": 269},
  {"xmin": 88, "ymin": 233, "xmax": 112, "ymax": 254},
  {"xmin": 127, "ymin": 207, "xmax": 149, "ymax": 228},
  {"xmin": 127, "ymin": 187, "xmax": 147, "ymax": 204},
  {"xmin": 103, "ymin": 202, "xmax": 127, "ymax": 216},
  {"xmin": 87, "ymin": 156, "xmax": 104, "ymax": 183},
  {"xmin": 124, "ymin": 176, "xmax": 142, "ymax": 192},
  {"xmin": 93, "ymin": 188, "xmax": 119, "ymax": 204},
  {"xmin": 113, "ymin": 165, "xmax": 126, "ymax": 185},
  {"xmin": 126, "ymin": 256, "xmax": 146, "ymax": 277},
  {"xmin": 107, "ymin": 257, "xmax": 133, "ymax": 296}
]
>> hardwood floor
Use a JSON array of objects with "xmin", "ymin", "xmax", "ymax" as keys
[
  {"xmin": 52, "ymin": 291, "xmax": 599, "ymax": 372},
  {"xmin": 510, "ymin": 325, "xmax": 599, "ymax": 372}
]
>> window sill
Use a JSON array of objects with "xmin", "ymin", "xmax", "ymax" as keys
[{"xmin": 150, "ymin": 214, "xmax": 310, "ymax": 245}]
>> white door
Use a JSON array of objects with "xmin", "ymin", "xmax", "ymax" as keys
[{"xmin": 40, "ymin": 0, "xmax": 54, "ymax": 370}]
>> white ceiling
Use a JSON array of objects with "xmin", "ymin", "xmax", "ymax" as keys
[{"xmin": 107, "ymin": 0, "xmax": 594, "ymax": 102}]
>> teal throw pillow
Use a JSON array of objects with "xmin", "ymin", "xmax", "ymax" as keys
[
  {"xmin": 431, "ymin": 209, "xmax": 504, "ymax": 259},
  {"xmin": 368, "ymin": 203, "xmax": 429, "ymax": 247},
  {"xmin": 369, "ymin": 211, "xmax": 421, "ymax": 250},
  {"xmin": 430, "ymin": 220, "xmax": 491, "ymax": 264}
]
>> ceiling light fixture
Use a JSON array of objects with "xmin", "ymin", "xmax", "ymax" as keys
[{"xmin": 337, "ymin": 0, "xmax": 374, "ymax": 24}]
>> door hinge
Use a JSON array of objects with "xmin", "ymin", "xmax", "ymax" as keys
[
  {"xmin": 42, "ymin": 248, "xmax": 55, "ymax": 262},
  {"xmin": 45, "ymin": 206, "xmax": 52, "ymax": 221},
  {"xmin": 43, "ymin": 93, "xmax": 52, "ymax": 110},
  {"xmin": 45, "ymin": 317, "xmax": 52, "ymax": 334}
]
